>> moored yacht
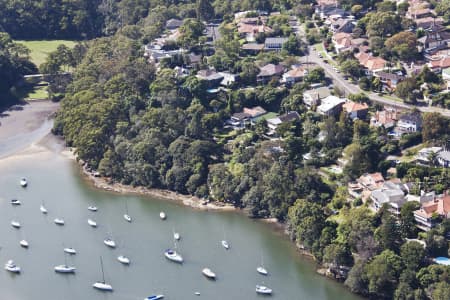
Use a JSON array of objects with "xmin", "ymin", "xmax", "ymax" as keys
[
  {"xmin": 93, "ymin": 256, "xmax": 113, "ymax": 292},
  {"xmin": 40, "ymin": 204, "xmax": 48, "ymax": 214},
  {"xmin": 221, "ymin": 240, "xmax": 229, "ymax": 250},
  {"xmin": 104, "ymin": 238, "xmax": 116, "ymax": 248},
  {"xmin": 64, "ymin": 247, "xmax": 77, "ymax": 255},
  {"xmin": 123, "ymin": 214, "xmax": 132, "ymax": 222},
  {"xmin": 5, "ymin": 260, "xmax": 21, "ymax": 273},
  {"xmin": 11, "ymin": 220, "xmax": 21, "ymax": 228},
  {"xmin": 117, "ymin": 255, "xmax": 130, "ymax": 265},
  {"xmin": 88, "ymin": 219, "xmax": 97, "ymax": 227},
  {"xmin": 54, "ymin": 218, "xmax": 65, "ymax": 225},
  {"xmin": 19, "ymin": 240, "xmax": 29, "ymax": 248},
  {"xmin": 88, "ymin": 206, "xmax": 98, "ymax": 212},
  {"xmin": 256, "ymin": 285, "xmax": 272, "ymax": 295},
  {"xmin": 20, "ymin": 178, "xmax": 27, "ymax": 187},
  {"xmin": 145, "ymin": 295, "xmax": 164, "ymax": 300},
  {"xmin": 159, "ymin": 212, "xmax": 166, "ymax": 220},
  {"xmin": 202, "ymin": 268, "xmax": 216, "ymax": 280},
  {"xmin": 10, "ymin": 199, "xmax": 21, "ymax": 205},
  {"xmin": 257, "ymin": 266, "xmax": 268, "ymax": 275},
  {"xmin": 54, "ymin": 265, "xmax": 76, "ymax": 273},
  {"xmin": 164, "ymin": 249, "xmax": 183, "ymax": 263}
]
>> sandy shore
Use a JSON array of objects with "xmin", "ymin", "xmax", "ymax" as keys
[{"xmin": 0, "ymin": 100, "xmax": 59, "ymax": 159}]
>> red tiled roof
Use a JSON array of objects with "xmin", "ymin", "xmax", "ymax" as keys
[{"xmin": 343, "ymin": 101, "xmax": 369, "ymax": 113}]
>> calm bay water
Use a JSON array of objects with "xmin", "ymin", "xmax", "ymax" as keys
[{"xmin": 0, "ymin": 150, "xmax": 362, "ymax": 300}]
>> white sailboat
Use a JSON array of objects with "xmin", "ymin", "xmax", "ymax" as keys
[
  {"xmin": 123, "ymin": 200, "xmax": 132, "ymax": 222},
  {"xmin": 256, "ymin": 285, "xmax": 272, "ymax": 295},
  {"xmin": 159, "ymin": 211, "xmax": 166, "ymax": 220},
  {"xmin": 104, "ymin": 238, "xmax": 116, "ymax": 248},
  {"xmin": 93, "ymin": 256, "xmax": 113, "ymax": 291},
  {"xmin": 20, "ymin": 178, "xmax": 27, "ymax": 187},
  {"xmin": 54, "ymin": 218, "xmax": 65, "ymax": 225},
  {"xmin": 173, "ymin": 228, "xmax": 180, "ymax": 241},
  {"xmin": 88, "ymin": 206, "xmax": 98, "ymax": 212},
  {"xmin": 88, "ymin": 219, "xmax": 97, "ymax": 227},
  {"xmin": 117, "ymin": 255, "xmax": 130, "ymax": 265},
  {"xmin": 64, "ymin": 247, "xmax": 77, "ymax": 255},
  {"xmin": 11, "ymin": 220, "xmax": 21, "ymax": 229},
  {"xmin": 202, "ymin": 268, "xmax": 216, "ymax": 280},
  {"xmin": 10, "ymin": 199, "xmax": 21, "ymax": 205},
  {"xmin": 19, "ymin": 240, "xmax": 29, "ymax": 248},
  {"xmin": 40, "ymin": 202, "xmax": 48, "ymax": 214},
  {"xmin": 5, "ymin": 260, "xmax": 21, "ymax": 273},
  {"xmin": 221, "ymin": 226, "xmax": 230, "ymax": 249},
  {"xmin": 54, "ymin": 252, "xmax": 76, "ymax": 273},
  {"xmin": 257, "ymin": 254, "xmax": 268, "ymax": 275}
]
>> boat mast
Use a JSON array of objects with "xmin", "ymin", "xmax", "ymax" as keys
[{"xmin": 100, "ymin": 256, "xmax": 106, "ymax": 283}]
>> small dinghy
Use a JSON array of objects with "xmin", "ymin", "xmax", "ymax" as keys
[
  {"xmin": 11, "ymin": 220, "xmax": 21, "ymax": 229},
  {"xmin": 145, "ymin": 295, "xmax": 164, "ymax": 300},
  {"xmin": 88, "ymin": 219, "xmax": 97, "ymax": 227},
  {"xmin": 164, "ymin": 249, "xmax": 183, "ymax": 263},
  {"xmin": 194, "ymin": 292, "xmax": 201, "ymax": 296},
  {"xmin": 19, "ymin": 240, "xmax": 29, "ymax": 248},
  {"xmin": 54, "ymin": 218, "xmax": 65, "ymax": 225},
  {"xmin": 88, "ymin": 206, "xmax": 98, "ymax": 212},
  {"xmin": 11, "ymin": 199, "xmax": 21, "ymax": 205},
  {"xmin": 64, "ymin": 247, "xmax": 77, "ymax": 255},
  {"xmin": 104, "ymin": 239, "xmax": 116, "ymax": 248},
  {"xmin": 5, "ymin": 260, "xmax": 21, "ymax": 273},
  {"xmin": 117, "ymin": 255, "xmax": 130, "ymax": 265},
  {"xmin": 202, "ymin": 268, "xmax": 216, "ymax": 280},
  {"xmin": 40, "ymin": 204, "xmax": 48, "ymax": 214},
  {"xmin": 159, "ymin": 212, "xmax": 166, "ymax": 220},
  {"xmin": 20, "ymin": 178, "xmax": 27, "ymax": 187},
  {"xmin": 54, "ymin": 265, "xmax": 76, "ymax": 273},
  {"xmin": 256, "ymin": 285, "xmax": 272, "ymax": 295}
]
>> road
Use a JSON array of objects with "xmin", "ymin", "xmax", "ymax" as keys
[{"xmin": 292, "ymin": 22, "xmax": 450, "ymax": 117}]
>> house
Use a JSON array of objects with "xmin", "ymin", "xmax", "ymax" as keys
[
  {"xmin": 418, "ymin": 24, "xmax": 450, "ymax": 53},
  {"xmin": 370, "ymin": 107, "xmax": 399, "ymax": 129},
  {"xmin": 406, "ymin": 7, "xmax": 434, "ymax": 20},
  {"xmin": 373, "ymin": 71, "xmax": 405, "ymax": 92},
  {"xmin": 415, "ymin": 147, "xmax": 443, "ymax": 165},
  {"xmin": 196, "ymin": 69, "xmax": 224, "ymax": 88},
  {"xmin": 266, "ymin": 111, "xmax": 300, "ymax": 135},
  {"xmin": 166, "ymin": 19, "xmax": 184, "ymax": 30},
  {"xmin": 357, "ymin": 172, "xmax": 385, "ymax": 192},
  {"xmin": 219, "ymin": 72, "xmax": 240, "ymax": 87},
  {"xmin": 187, "ymin": 53, "xmax": 202, "ymax": 68},
  {"xmin": 414, "ymin": 192, "xmax": 450, "ymax": 230},
  {"xmin": 355, "ymin": 52, "xmax": 387, "ymax": 76},
  {"xmin": 243, "ymin": 106, "xmax": 267, "ymax": 120},
  {"xmin": 264, "ymin": 37, "xmax": 289, "ymax": 51},
  {"xmin": 343, "ymin": 101, "xmax": 369, "ymax": 120},
  {"xmin": 303, "ymin": 87, "xmax": 331, "ymax": 107},
  {"xmin": 237, "ymin": 24, "xmax": 273, "ymax": 41},
  {"xmin": 428, "ymin": 57, "xmax": 450, "ymax": 72},
  {"xmin": 315, "ymin": 0, "xmax": 346, "ymax": 18},
  {"xmin": 438, "ymin": 150, "xmax": 450, "ymax": 167},
  {"xmin": 397, "ymin": 112, "xmax": 422, "ymax": 133},
  {"xmin": 241, "ymin": 43, "xmax": 265, "ymax": 55},
  {"xmin": 329, "ymin": 18, "xmax": 355, "ymax": 34},
  {"xmin": 227, "ymin": 106, "xmax": 267, "ymax": 129},
  {"xmin": 316, "ymin": 95, "xmax": 346, "ymax": 116},
  {"xmin": 415, "ymin": 17, "xmax": 444, "ymax": 29},
  {"xmin": 443, "ymin": 67, "xmax": 450, "ymax": 90},
  {"xmin": 144, "ymin": 47, "xmax": 186, "ymax": 64},
  {"xmin": 332, "ymin": 32, "xmax": 353, "ymax": 53},
  {"xmin": 281, "ymin": 65, "xmax": 308, "ymax": 85},
  {"xmin": 370, "ymin": 182, "xmax": 406, "ymax": 215},
  {"xmin": 257, "ymin": 64, "xmax": 285, "ymax": 84}
]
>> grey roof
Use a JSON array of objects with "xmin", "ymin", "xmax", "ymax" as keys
[
  {"xmin": 166, "ymin": 19, "xmax": 183, "ymax": 29},
  {"xmin": 264, "ymin": 37, "xmax": 288, "ymax": 45},
  {"xmin": 279, "ymin": 111, "xmax": 300, "ymax": 123},
  {"xmin": 399, "ymin": 112, "xmax": 422, "ymax": 124}
]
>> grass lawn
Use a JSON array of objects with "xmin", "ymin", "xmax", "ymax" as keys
[
  {"xmin": 15, "ymin": 40, "xmax": 77, "ymax": 66},
  {"xmin": 26, "ymin": 85, "xmax": 49, "ymax": 100}
]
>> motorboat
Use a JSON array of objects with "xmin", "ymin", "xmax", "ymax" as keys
[
  {"xmin": 20, "ymin": 240, "xmax": 29, "ymax": 248},
  {"xmin": 221, "ymin": 240, "xmax": 229, "ymax": 250},
  {"xmin": 54, "ymin": 218, "xmax": 65, "ymax": 225},
  {"xmin": 145, "ymin": 295, "xmax": 164, "ymax": 300},
  {"xmin": 5, "ymin": 260, "xmax": 21, "ymax": 273},
  {"xmin": 257, "ymin": 266, "xmax": 268, "ymax": 275},
  {"xmin": 11, "ymin": 199, "xmax": 21, "ymax": 205},
  {"xmin": 93, "ymin": 256, "xmax": 113, "ymax": 291},
  {"xmin": 164, "ymin": 249, "xmax": 183, "ymax": 263},
  {"xmin": 159, "ymin": 212, "xmax": 166, "ymax": 220},
  {"xmin": 123, "ymin": 214, "xmax": 132, "ymax": 222},
  {"xmin": 54, "ymin": 265, "xmax": 76, "ymax": 273},
  {"xmin": 202, "ymin": 268, "xmax": 216, "ymax": 280},
  {"xmin": 173, "ymin": 232, "xmax": 180, "ymax": 241},
  {"xmin": 11, "ymin": 220, "xmax": 21, "ymax": 228},
  {"xmin": 64, "ymin": 247, "xmax": 77, "ymax": 255},
  {"xmin": 104, "ymin": 239, "xmax": 116, "ymax": 248},
  {"xmin": 20, "ymin": 178, "xmax": 27, "ymax": 187},
  {"xmin": 40, "ymin": 204, "xmax": 48, "ymax": 214},
  {"xmin": 88, "ymin": 206, "xmax": 98, "ymax": 212},
  {"xmin": 256, "ymin": 285, "xmax": 272, "ymax": 295},
  {"xmin": 88, "ymin": 219, "xmax": 97, "ymax": 227},
  {"xmin": 117, "ymin": 255, "xmax": 130, "ymax": 265},
  {"xmin": 194, "ymin": 292, "xmax": 201, "ymax": 296}
]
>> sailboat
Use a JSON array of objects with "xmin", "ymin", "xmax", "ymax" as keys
[
  {"xmin": 257, "ymin": 254, "xmax": 268, "ymax": 275},
  {"xmin": 40, "ymin": 201, "xmax": 48, "ymax": 214},
  {"xmin": 10, "ymin": 199, "xmax": 21, "ymax": 205},
  {"xmin": 20, "ymin": 178, "xmax": 27, "ymax": 187},
  {"xmin": 54, "ymin": 252, "xmax": 76, "ymax": 273},
  {"xmin": 5, "ymin": 260, "xmax": 21, "ymax": 273},
  {"xmin": 123, "ymin": 200, "xmax": 132, "ymax": 222},
  {"xmin": 164, "ymin": 241, "xmax": 183, "ymax": 263},
  {"xmin": 221, "ymin": 226, "xmax": 230, "ymax": 250},
  {"xmin": 88, "ymin": 219, "xmax": 97, "ymax": 227},
  {"xmin": 64, "ymin": 247, "xmax": 77, "ymax": 255},
  {"xmin": 104, "ymin": 226, "xmax": 116, "ymax": 248},
  {"xmin": 54, "ymin": 218, "xmax": 65, "ymax": 225},
  {"xmin": 92, "ymin": 256, "xmax": 113, "ymax": 291},
  {"xmin": 88, "ymin": 205, "xmax": 98, "ymax": 212},
  {"xmin": 19, "ymin": 240, "xmax": 29, "ymax": 248},
  {"xmin": 145, "ymin": 295, "xmax": 164, "ymax": 300},
  {"xmin": 256, "ymin": 285, "xmax": 272, "ymax": 295},
  {"xmin": 173, "ymin": 228, "xmax": 180, "ymax": 241},
  {"xmin": 117, "ymin": 255, "xmax": 130, "ymax": 265},
  {"xmin": 11, "ymin": 220, "xmax": 21, "ymax": 229}
]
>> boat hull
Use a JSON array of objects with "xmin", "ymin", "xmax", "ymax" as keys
[
  {"xmin": 54, "ymin": 265, "xmax": 76, "ymax": 273},
  {"xmin": 93, "ymin": 282, "xmax": 113, "ymax": 291}
]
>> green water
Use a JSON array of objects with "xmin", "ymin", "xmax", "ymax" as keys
[{"xmin": 0, "ymin": 150, "xmax": 362, "ymax": 300}]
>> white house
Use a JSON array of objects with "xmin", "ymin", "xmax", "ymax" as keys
[{"xmin": 317, "ymin": 95, "xmax": 346, "ymax": 116}]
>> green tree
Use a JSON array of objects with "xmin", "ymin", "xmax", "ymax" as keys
[
  {"xmin": 366, "ymin": 250, "xmax": 404, "ymax": 298},
  {"xmin": 400, "ymin": 241, "xmax": 426, "ymax": 271},
  {"xmin": 196, "ymin": 0, "xmax": 214, "ymax": 21}
]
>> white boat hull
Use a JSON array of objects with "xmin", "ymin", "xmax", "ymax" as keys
[
  {"xmin": 20, "ymin": 240, "xmax": 29, "ymax": 248},
  {"xmin": 5, "ymin": 261, "xmax": 20, "ymax": 273},
  {"xmin": 64, "ymin": 248, "xmax": 77, "ymax": 255},
  {"xmin": 256, "ymin": 285, "xmax": 272, "ymax": 294},
  {"xmin": 118, "ymin": 256, "xmax": 130, "ymax": 264},
  {"xmin": 221, "ymin": 240, "xmax": 229, "ymax": 249},
  {"xmin": 202, "ymin": 268, "xmax": 216, "ymax": 279},
  {"xmin": 54, "ymin": 219, "xmax": 65, "ymax": 225},
  {"xmin": 88, "ymin": 206, "xmax": 98, "ymax": 212},
  {"xmin": 124, "ymin": 214, "xmax": 132, "ymax": 222},
  {"xmin": 20, "ymin": 179, "xmax": 27, "ymax": 187},
  {"xmin": 104, "ymin": 240, "xmax": 116, "ymax": 248},
  {"xmin": 11, "ymin": 221, "xmax": 21, "ymax": 228},
  {"xmin": 11, "ymin": 199, "xmax": 21, "ymax": 205},
  {"xmin": 40, "ymin": 205, "xmax": 48, "ymax": 214},
  {"xmin": 88, "ymin": 219, "xmax": 97, "ymax": 227},
  {"xmin": 257, "ymin": 267, "xmax": 268, "ymax": 275},
  {"xmin": 54, "ymin": 265, "xmax": 76, "ymax": 273},
  {"xmin": 159, "ymin": 212, "xmax": 166, "ymax": 220},
  {"xmin": 93, "ymin": 282, "xmax": 113, "ymax": 291},
  {"xmin": 164, "ymin": 250, "xmax": 183, "ymax": 263}
]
